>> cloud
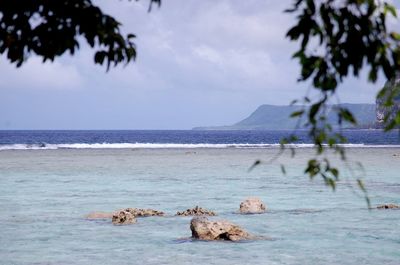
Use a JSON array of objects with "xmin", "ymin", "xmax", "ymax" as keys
[
  {"xmin": 193, "ymin": 45, "xmax": 223, "ymax": 66},
  {"xmin": 0, "ymin": 0, "xmax": 389, "ymax": 129},
  {"xmin": 1, "ymin": 0, "xmax": 300, "ymax": 95},
  {"xmin": 0, "ymin": 56, "xmax": 83, "ymax": 90}
]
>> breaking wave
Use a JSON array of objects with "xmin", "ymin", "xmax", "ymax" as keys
[{"xmin": 0, "ymin": 143, "xmax": 400, "ymax": 150}]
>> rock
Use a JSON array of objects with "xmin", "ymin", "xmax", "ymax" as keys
[
  {"xmin": 87, "ymin": 208, "xmax": 164, "ymax": 222},
  {"xmin": 190, "ymin": 217, "xmax": 253, "ymax": 241},
  {"xmin": 123, "ymin": 208, "xmax": 165, "ymax": 217},
  {"xmin": 377, "ymin": 204, "xmax": 400, "ymax": 209},
  {"xmin": 239, "ymin": 197, "xmax": 266, "ymax": 214},
  {"xmin": 85, "ymin": 212, "xmax": 114, "ymax": 219},
  {"xmin": 112, "ymin": 210, "xmax": 136, "ymax": 225},
  {"xmin": 176, "ymin": 206, "xmax": 216, "ymax": 216}
]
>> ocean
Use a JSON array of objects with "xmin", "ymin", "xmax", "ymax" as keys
[
  {"xmin": 0, "ymin": 130, "xmax": 399, "ymax": 265},
  {"xmin": 0, "ymin": 130, "xmax": 400, "ymax": 149}
]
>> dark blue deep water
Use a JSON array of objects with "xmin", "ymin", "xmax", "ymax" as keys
[{"xmin": 0, "ymin": 130, "xmax": 399, "ymax": 149}]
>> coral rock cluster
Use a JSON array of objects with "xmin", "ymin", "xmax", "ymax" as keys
[
  {"xmin": 176, "ymin": 206, "xmax": 217, "ymax": 216},
  {"xmin": 239, "ymin": 197, "xmax": 267, "ymax": 214},
  {"xmin": 112, "ymin": 210, "xmax": 136, "ymax": 225},
  {"xmin": 190, "ymin": 217, "xmax": 253, "ymax": 241}
]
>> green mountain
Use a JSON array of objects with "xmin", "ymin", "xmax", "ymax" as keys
[{"xmin": 193, "ymin": 103, "xmax": 376, "ymax": 130}]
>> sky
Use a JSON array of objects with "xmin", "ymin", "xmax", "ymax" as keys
[{"xmin": 0, "ymin": 0, "xmax": 399, "ymax": 130}]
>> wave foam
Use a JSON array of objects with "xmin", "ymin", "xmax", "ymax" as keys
[{"xmin": 0, "ymin": 143, "xmax": 399, "ymax": 150}]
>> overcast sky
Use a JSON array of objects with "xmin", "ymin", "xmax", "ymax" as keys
[{"xmin": 0, "ymin": 0, "xmax": 399, "ymax": 129}]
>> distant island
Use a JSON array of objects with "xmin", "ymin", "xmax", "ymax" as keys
[
  {"xmin": 194, "ymin": 75, "xmax": 400, "ymax": 130},
  {"xmin": 193, "ymin": 103, "xmax": 377, "ymax": 130}
]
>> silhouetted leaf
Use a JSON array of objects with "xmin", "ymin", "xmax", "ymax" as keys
[
  {"xmin": 280, "ymin": 164, "xmax": 286, "ymax": 175},
  {"xmin": 248, "ymin": 160, "xmax": 261, "ymax": 172},
  {"xmin": 290, "ymin": 110, "xmax": 305, "ymax": 117}
]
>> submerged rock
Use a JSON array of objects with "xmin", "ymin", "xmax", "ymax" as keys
[
  {"xmin": 86, "ymin": 207, "xmax": 164, "ymax": 222},
  {"xmin": 239, "ymin": 197, "xmax": 266, "ymax": 214},
  {"xmin": 176, "ymin": 206, "xmax": 216, "ymax": 216},
  {"xmin": 377, "ymin": 204, "xmax": 400, "ymax": 209},
  {"xmin": 123, "ymin": 208, "xmax": 165, "ymax": 217},
  {"xmin": 190, "ymin": 217, "xmax": 253, "ymax": 241},
  {"xmin": 112, "ymin": 210, "xmax": 136, "ymax": 225},
  {"xmin": 85, "ymin": 212, "xmax": 114, "ymax": 219}
]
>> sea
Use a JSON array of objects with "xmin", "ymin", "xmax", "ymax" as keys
[{"xmin": 0, "ymin": 130, "xmax": 399, "ymax": 265}]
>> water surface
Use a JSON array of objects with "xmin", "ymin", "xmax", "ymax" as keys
[{"xmin": 0, "ymin": 147, "xmax": 399, "ymax": 265}]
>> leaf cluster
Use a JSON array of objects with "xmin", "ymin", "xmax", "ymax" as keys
[
  {"xmin": 377, "ymin": 75, "xmax": 400, "ymax": 130},
  {"xmin": 284, "ymin": 0, "xmax": 400, "ymax": 196},
  {"xmin": 0, "ymin": 0, "xmax": 160, "ymax": 69},
  {"xmin": 286, "ymin": 0, "xmax": 400, "ymax": 88}
]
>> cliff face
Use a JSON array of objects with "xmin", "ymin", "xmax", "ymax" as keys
[{"xmin": 376, "ymin": 73, "xmax": 400, "ymax": 127}]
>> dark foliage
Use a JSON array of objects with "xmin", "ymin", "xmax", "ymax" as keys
[
  {"xmin": 283, "ymin": 0, "xmax": 400, "ymax": 202},
  {"xmin": 0, "ymin": 0, "xmax": 160, "ymax": 69}
]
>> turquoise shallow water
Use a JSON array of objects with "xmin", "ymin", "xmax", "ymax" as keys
[{"xmin": 0, "ymin": 148, "xmax": 399, "ymax": 265}]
